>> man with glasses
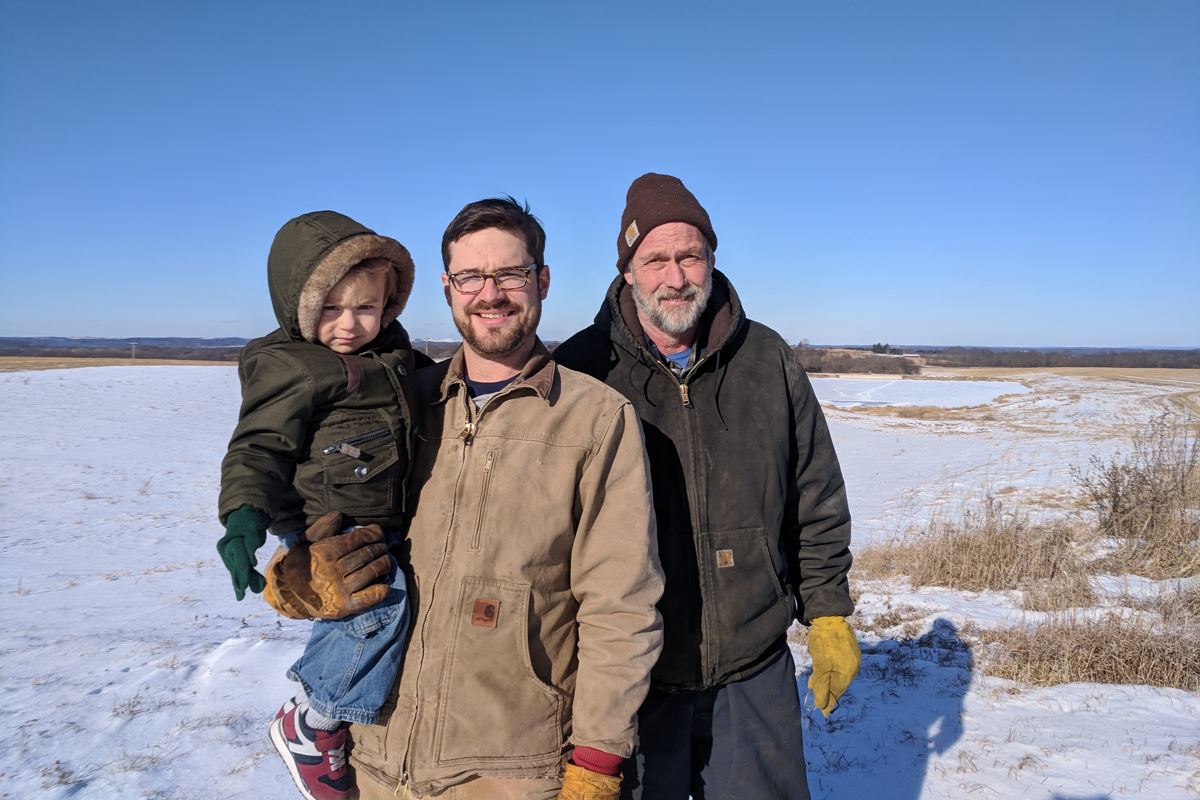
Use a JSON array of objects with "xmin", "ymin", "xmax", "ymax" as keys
[
  {"xmin": 338, "ymin": 196, "xmax": 664, "ymax": 799},
  {"xmin": 554, "ymin": 174, "xmax": 859, "ymax": 800}
]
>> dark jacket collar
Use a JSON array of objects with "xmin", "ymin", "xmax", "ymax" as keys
[
  {"xmin": 595, "ymin": 269, "xmax": 746, "ymax": 361},
  {"xmin": 435, "ymin": 338, "xmax": 555, "ymax": 405}
]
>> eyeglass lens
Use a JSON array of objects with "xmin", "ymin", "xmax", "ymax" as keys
[{"xmin": 454, "ymin": 269, "xmax": 531, "ymax": 292}]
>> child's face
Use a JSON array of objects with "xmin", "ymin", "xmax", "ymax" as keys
[{"xmin": 316, "ymin": 271, "xmax": 388, "ymax": 353}]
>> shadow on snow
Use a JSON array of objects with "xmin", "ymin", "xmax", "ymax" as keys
[{"xmin": 801, "ymin": 618, "xmax": 974, "ymax": 800}]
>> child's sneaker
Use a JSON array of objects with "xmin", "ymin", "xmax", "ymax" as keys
[{"xmin": 269, "ymin": 698, "xmax": 352, "ymax": 800}]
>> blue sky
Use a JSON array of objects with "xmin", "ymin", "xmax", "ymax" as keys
[{"xmin": 1, "ymin": 1, "xmax": 1197, "ymax": 347}]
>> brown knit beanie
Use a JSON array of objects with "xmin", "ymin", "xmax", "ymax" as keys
[{"xmin": 616, "ymin": 173, "xmax": 717, "ymax": 271}]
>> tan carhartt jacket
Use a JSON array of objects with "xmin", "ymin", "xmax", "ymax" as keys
[{"xmin": 349, "ymin": 341, "xmax": 665, "ymax": 797}]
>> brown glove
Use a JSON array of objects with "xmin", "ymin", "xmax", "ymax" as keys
[
  {"xmin": 261, "ymin": 511, "xmax": 392, "ymax": 620},
  {"xmin": 557, "ymin": 763, "xmax": 622, "ymax": 800}
]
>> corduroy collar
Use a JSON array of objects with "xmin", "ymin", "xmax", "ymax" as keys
[{"xmin": 434, "ymin": 338, "xmax": 556, "ymax": 405}]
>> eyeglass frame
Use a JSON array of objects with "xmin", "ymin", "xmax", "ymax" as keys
[{"xmin": 445, "ymin": 264, "xmax": 543, "ymax": 294}]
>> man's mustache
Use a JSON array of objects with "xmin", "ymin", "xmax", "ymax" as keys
[
  {"xmin": 654, "ymin": 285, "xmax": 700, "ymax": 303},
  {"xmin": 466, "ymin": 298, "xmax": 522, "ymax": 314}
]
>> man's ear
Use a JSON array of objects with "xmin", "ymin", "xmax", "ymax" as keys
[
  {"xmin": 622, "ymin": 266, "xmax": 634, "ymax": 286},
  {"xmin": 441, "ymin": 272, "xmax": 452, "ymax": 306},
  {"xmin": 537, "ymin": 264, "xmax": 551, "ymax": 301}
]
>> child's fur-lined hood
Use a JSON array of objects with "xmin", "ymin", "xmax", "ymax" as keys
[{"xmin": 267, "ymin": 211, "xmax": 415, "ymax": 343}]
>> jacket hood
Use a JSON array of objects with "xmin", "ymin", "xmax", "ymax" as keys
[
  {"xmin": 595, "ymin": 268, "xmax": 746, "ymax": 360},
  {"xmin": 267, "ymin": 210, "xmax": 416, "ymax": 342}
]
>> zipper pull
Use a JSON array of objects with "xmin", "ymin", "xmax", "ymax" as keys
[
  {"xmin": 458, "ymin": 420, "xmax": 474, "ymax": 441},
  {"xmin": 322, "ymin": 442, "xmax": 364, "ymax": 459},
  {"xmin": 483, "ymin": 451, "xmax": 495, "ymax": 472},
  {"xmin": 679, "ymin": 382, "xmax": 692, "ymax": 407}
]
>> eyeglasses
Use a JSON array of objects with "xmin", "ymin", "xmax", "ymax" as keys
[{"xmin": 447, "ymin": 265, "xmax": 540, "ymax": 294}]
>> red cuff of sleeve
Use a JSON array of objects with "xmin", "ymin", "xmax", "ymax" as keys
[{"xmin": 571, "ymin": 746, "xmax": 623, "ymax": 776}]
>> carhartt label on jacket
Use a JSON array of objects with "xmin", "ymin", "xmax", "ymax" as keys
[
  {"xmin": 716, "ymin": 550, "xmax": 735, "ymax": 568},
  {"xmin": 471, "ymin": 598, "xmax": 500, "ymax": 627},
  {"xmin": 625, "ymin": 220, "xmax": 640, "ymax": 247}
]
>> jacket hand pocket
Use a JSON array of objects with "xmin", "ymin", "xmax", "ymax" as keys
[
  {"xmin": 707, "ymin": 528, "xmax": 792, "ymax": 656},
  {"xmin": 315, "ymin": 424, "xmax": 404, "ymax": 516},
  {"xmin": 434, "ymin": 577, "xmax": 567, "ymax": 766}
]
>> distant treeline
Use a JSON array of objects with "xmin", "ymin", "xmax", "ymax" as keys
[
  {"xmin": 793, "ymin": 347, "xmax": 920, "ymax": 375},
  {"xmin": 0, "ymin": 345, "xmax": 243, "ymax": 361},
  {"xmin": 412, "ymin": 340, "xmax": 464, "ymax": 361},
  {"xmin": 922, "ymin": 348, "xmax": 1200, "ymax": 369}
]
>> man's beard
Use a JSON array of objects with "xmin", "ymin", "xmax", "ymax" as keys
[
  {"xmin": 630, "ymin": 270, "xmax": 713, "ymax": 336},
  {"xmin": 453, "ymin": 296, "xmax": 541, "ymax": 358}
]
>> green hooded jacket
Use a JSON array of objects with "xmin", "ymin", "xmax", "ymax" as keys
[{"xmin": 218, "ymin": 211, "xmax": 423, "ymax": 534}]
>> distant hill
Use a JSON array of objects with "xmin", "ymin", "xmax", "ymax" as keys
[
  {"xmin": 0, "ymin": 337, "xmax": 250, "ymax": 349},
  {"xmin": 0, "ymin": 337, "xmax": 248, "ymax": 361}
]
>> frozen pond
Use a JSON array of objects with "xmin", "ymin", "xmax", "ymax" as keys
[{"xmin": 810, "ymin": 377, "xmax": 1030, "ymax": 408}]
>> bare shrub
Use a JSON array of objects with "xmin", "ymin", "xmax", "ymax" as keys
[
  {"xmin": 856, "ymin": 496, "xmax": 1095, "ymax": 609},
  {"xmin": 1144, "ymin": 584, "xmax": 1200, "ymax": 626},
  {"xmin": 977, "ymin": 613, "xmax": 1200, "ymax": 689},
  {"xmin": 1072, "ymin": 413, "xmax": 1200, "ymax": 578}
]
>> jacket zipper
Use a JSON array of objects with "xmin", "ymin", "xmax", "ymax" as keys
[
  {"xmin": 399, "ymin": 378, "xmax": 533, "ymax": 792},
  {"xmin": 399, "ymin": 386, "xmax": 479, "ymax": 794},
  {"xmin": 470, "ymin": 451, "xmax": 496, "ymax": 550},
  {"xmin": 648, "ymin": 350, "xmax": 714, "ymax": 408},
  {"xmin": 644, "ymin": 346, "xmax": 719, "ymax": 681},
  {"xmin": 322, "ymin": 427, "xmax": 390, "ymax": 456}
]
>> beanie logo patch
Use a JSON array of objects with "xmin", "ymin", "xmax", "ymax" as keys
[{"xmin": 625, "ymin": 220, "xmax": 640, "ymax": 248}]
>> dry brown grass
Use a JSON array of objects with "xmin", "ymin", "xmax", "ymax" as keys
[
  {"xmin": 1072, "ymin": 413, "xmax": 1199, "ymax": 578},
  {"xmin": 847, "ymin": 404, "xmax": 989, "ymax": 421},
  {"xmin": 977, "ymin": 613, "xmax": 1200, "ymax": 690},
  {"xmin": 0, "ymin": 356, "xmax": 234, "ymax": 372},
  {"xmin": 855, "ymin": 413, "xmax": 1200, "ymax": 688},
  {"xmin": 856, "ymin": 496, "xmax": 1096, "ymax": 611}
]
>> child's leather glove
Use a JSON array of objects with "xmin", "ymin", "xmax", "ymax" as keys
[
  {"xmin": 262, "ymin": 511, "xmax": 392, "ymax": 620},
  {"xmin": 557, "ymin": 763, "xmax": 623, "ymax": 800},
  {"xmin": 807, "ymin": 615, "xmax": 862, "ymax": 718},
  {"xmin": 216, "ymin": 505, "xmax": 269, "ymax": 600}
]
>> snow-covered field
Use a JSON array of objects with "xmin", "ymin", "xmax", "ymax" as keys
[
  {"xmin": 810, "ymin": 376, "xmax": 1031, "ymax": 408},
  {"xmin": 1, "ymin": 365, "xmax": 1197, "ymax": 799}
]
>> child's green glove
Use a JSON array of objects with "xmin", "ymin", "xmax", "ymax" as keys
[{"xmin": 217, "ymin": 505, "xmax": 270, "ymax": 600}]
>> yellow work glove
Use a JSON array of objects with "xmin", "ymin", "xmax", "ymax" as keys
[
  {"xmin": 806, "ymin": 615, "xmax": 862, "ymax": 718},
  {"xmin": 557, "ymin": 763, "xmax": 622, "ymax": 800}
]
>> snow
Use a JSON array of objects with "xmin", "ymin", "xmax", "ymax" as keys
[
  {"xmin": 2, "ymin": 365, "xmax": 1197, "ymax": 799},
  {"xmin": 810, "ymin": 377, "xmax": 1031, "ymax": 409}
]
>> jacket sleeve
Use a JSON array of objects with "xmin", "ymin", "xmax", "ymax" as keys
[
  {"xmin": 569, "ymin": 402, "xmax": 665, "ymax": 759},
  {"xmin": 217, "ymin": 349, "xmax": 315, "ymax": 527},
  {"xmin": 780, "ymin": 346, "xmax": 855, "ymax": 623}
]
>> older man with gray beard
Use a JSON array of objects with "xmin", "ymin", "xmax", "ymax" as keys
[{"xmin": 555, "ymin": 174, "xmax": 861, "ymax": 800}]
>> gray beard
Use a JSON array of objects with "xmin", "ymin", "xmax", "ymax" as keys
[
  {"xmin": 630, "ymin": 270, "xmax": 713, "ymax": 336},
  {"xmin": 454, "ymin": 297, "xmax": 541, "ymax": 358}
]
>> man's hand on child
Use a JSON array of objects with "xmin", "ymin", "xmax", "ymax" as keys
[
  {"xmin": 217, "ymin": 505, "xmax": 270, "ymax": 600},
  {"xmin": 263, "ymin": 511, "xmax": 393, "ymax": 620}
]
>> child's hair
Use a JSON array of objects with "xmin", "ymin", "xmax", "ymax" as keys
[{"xmin": 342, "ymin": 257, "xmax": 397, "ymax": 303}]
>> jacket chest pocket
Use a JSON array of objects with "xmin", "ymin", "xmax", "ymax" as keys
[{"xmin": 316, "ymin": 425, "xmax": 404, "ymax": 516}]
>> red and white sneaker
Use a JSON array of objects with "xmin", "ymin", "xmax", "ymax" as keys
[{"xmin": 269, "ymin": 698, "xmax": 352, "ymax": 800}]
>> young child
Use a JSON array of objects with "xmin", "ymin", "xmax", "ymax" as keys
[{"xmin": 216, "ymin": 210, "xmax": 422, "ymax": 800}]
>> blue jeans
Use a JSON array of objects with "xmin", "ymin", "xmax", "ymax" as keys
[{"xmin": 286, "ymin": 528, "xmax": 409, "ymax": 725}]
